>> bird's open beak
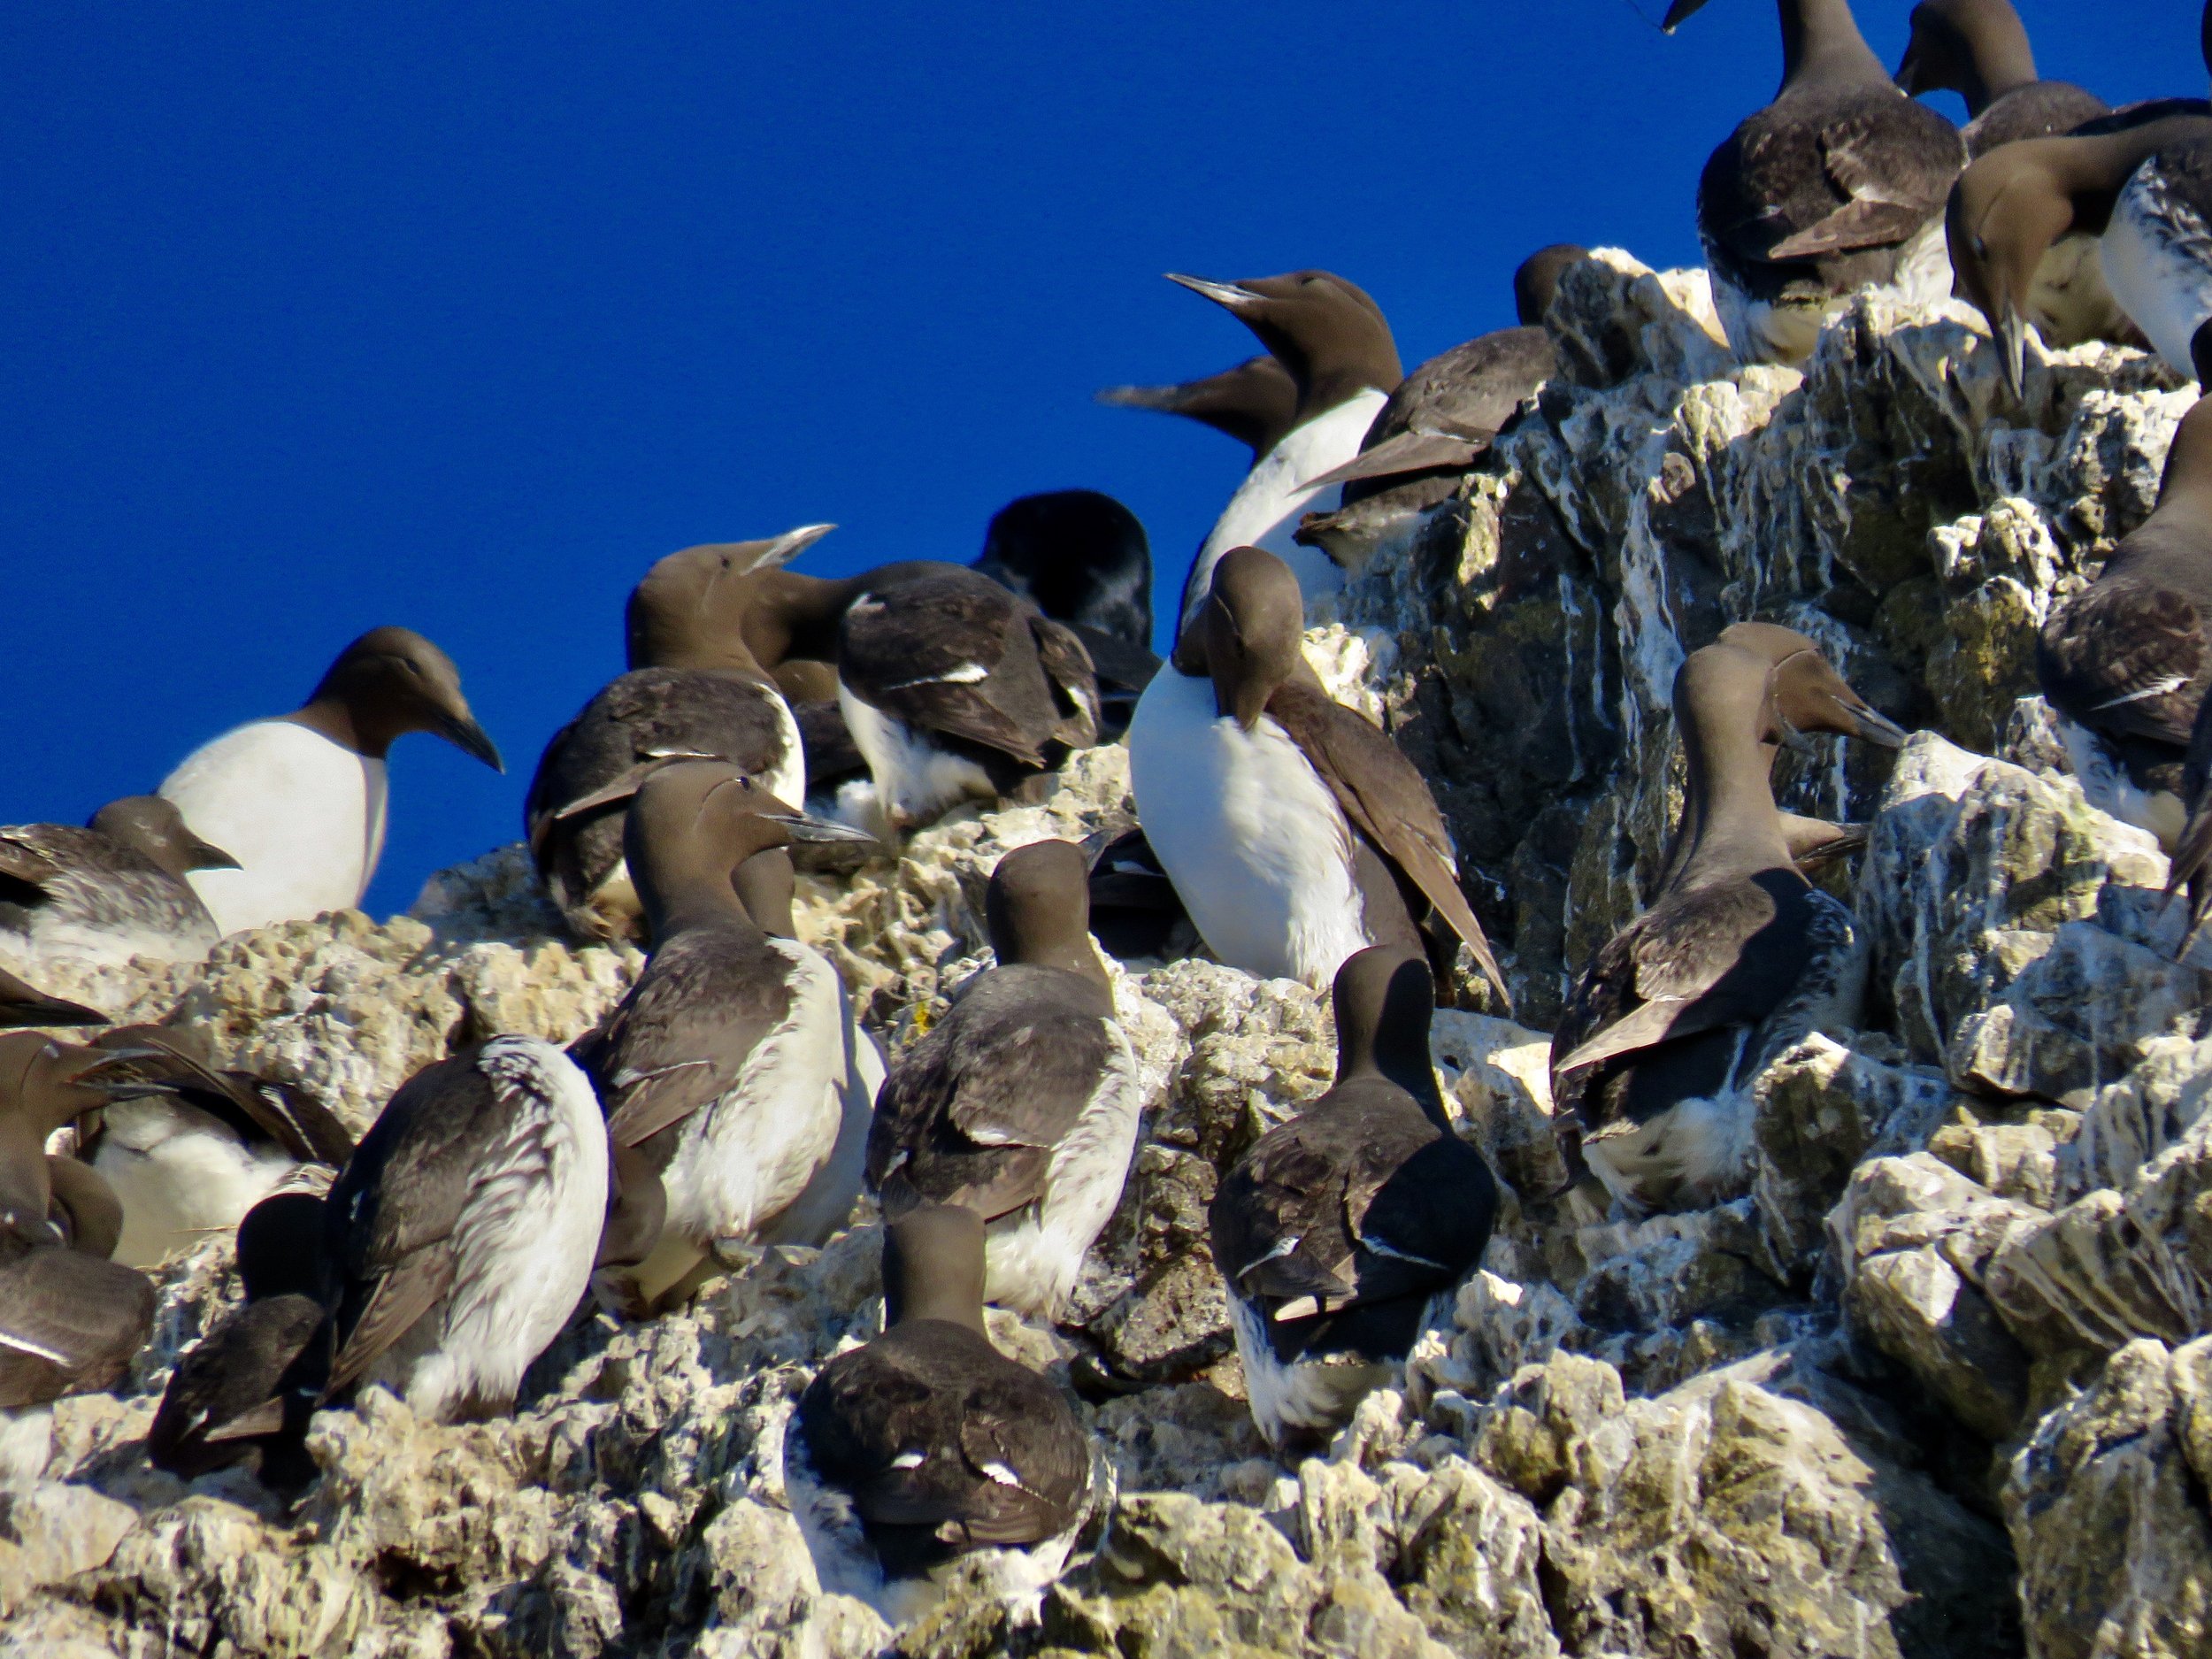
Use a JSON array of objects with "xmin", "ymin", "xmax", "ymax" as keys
[{"xmin": 1164, "ymin": 273, "xmax": 1259, "ymax": 311}]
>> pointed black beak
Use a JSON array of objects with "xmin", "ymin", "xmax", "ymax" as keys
[
  {"xmin": 1844, "ymin": 703, "xmax": 1909, "ymax": 749},
  {"xmin": 185, "ymin": 832, "xmax": 242, "ymax": 872},
  {"xmin": 1164, "ymin": 273, "xmax": 1259, "ymax": 311},
  {"xmin": 765, "ymin": 809, "xmax": 880, "ymax": 846},
  {"xmin": 1660, "ymin": 0, "xmax": 1709, "ymax": 30},
  {"xmin": 440, "ymin": 713, "xmax": 505, "ymax": 773}
]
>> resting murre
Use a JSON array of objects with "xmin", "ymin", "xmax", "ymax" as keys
[
  {"xmin": 784, "ymin": 1204, "xmax": 1103, "ymax": 1624},
  {"xmin": 834, "ymin": 568, "xmax": 1100, "ymax": 833},
  {"xmin": 866, "ymin": 841, "xmax": 1141, "ymax": 1319},
  {"xmin": 148, "ymin": 1171, "xmax": 333, "ymax": 1485},
  {"xmin": 1295, "ymin": 246, "xmax": 1585, "ymax": 565},
  {"xmin": 2036, "ymin": 394, "xmax": 2212, "ymax": 848},
  {"xmin": 1095, "ymin": 355, "xmax": 1300, "ymax": 465},
  {"xmin": 1549, "ymin": 629, "xmax": 1901, "ymax": 1215},
  {"xmin": 158, "ymin": 626, "xmax": 503, "ymax": 935},
  {"xmin": 0, "ymin": 966, "xmax": 101, "ymax": 1031},
  {"xmin": 73, "ymin": 1024, "xmax": 354, "ymax": 1268},
  {"xmin": 1893, "ymin": 0, "xmax": 2108, "ymax": 156},
  {"xmin": 1127, "ymin": 546, "xmax": 1509, "ymax": 1002},
  {"xmin": 571, "ymin": 763, "xmax": 874, "ymax": 1312},
  {"xmin": 1948, "ymin": 114, "xmax": 2212, "ymax": 394},
  {"xmin": 1666, "ymin": 0, "xmax": 1966, "ymax": 366},
  {"xmin": 317, "ymin": 1034, "xmax": 607, "ymax": 1422},
  {"xmin": 1210, "ymin": 947, "xmax": 1495, "ymax": 1454},
  {"xmin": 0, "ymin": 797, "xmax": 236, "ymax": 970},
  {"xmin": 526, "ymin": 525, "xmax": 833, "ymax": 941},
  {"xmin": 972, "ymin": 491, "xmax": 1159, "ymax": 739},
  {"xmin": 1164, "ymin": 270, "xmax": 1402, "ymax": 631}
]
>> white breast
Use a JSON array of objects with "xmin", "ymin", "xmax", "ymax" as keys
[
  {"xmin": 660, "ymin": 941, "xmax": 848, "ymax": 1245},
  {"xmin": 158, "ymin": 721, "xmax": 387, "ymax": 935},
  {"xmin": 1225, "ymin": 1294, "xmax": 1396, "ymax": 1452},
  {"xmin": 837, "ymin": 687, "xmax": 997, "ymax": 832},
  {"xmin": 91, "ymin": 1099, "xmax": 296, "ymax": 1267},
  {"xmin": 1127, "ymin": 668, "xmax": 1366, "ymax": 988},
  {"xmin": 766, "ymin": 690, "xmax": 808, "ymax": 813},
  {"xmin": 1181, "ymin": 390, "xmax": 1389, "ymax": 632},
  {"xmin": 756, "ymin": 957, "xmax": 883, "ymax": 1248},
  {"xmin": 2102, "ymin": 169, "xmax": 2212, "ymax": 380}
]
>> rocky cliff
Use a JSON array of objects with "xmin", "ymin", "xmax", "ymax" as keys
[{"xmin": 9, "ymin": 254, "xmax": 2212, "ymax": 1659}]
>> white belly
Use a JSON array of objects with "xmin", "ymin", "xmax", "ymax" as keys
[
  {"xmin": 2102, "ymin": 176, "xmax": 2212, "ymax": 380},
  {"xmin": 662, "ymin": 941, "xmax": 847, "ymax": 1244},
  {"xmin": 837, "ymin": 687, "xmax": 998, "ymax": 832},
  {"xmin": 1226, "ymin": 1295, "xmax": 1394, "ymax": 1452},
  {"xmin": 1181, "ymin": 391, "xmax": 1388, "ymax": 633},
  {"xmin": 158, "ymin": 720, "xmax": 387, "ymax": 934},
  {"xmin": 2058, "ymin": 717, "xmax": 2187, "ymax": 848},
  {"xmin": 1127, "ymin": 668, "xmax": 1366, "ymax": 988},
  {"xmin": 92, "ymin": 1099, "xmax": 296, "ymax": 1268},
  {"xmin": 756, "ymin": 960, "xmax": 882, "ymax": 1248},
  {"xmin": 765, "ymin": 691, "xmax": 807, "ymax": 813}
]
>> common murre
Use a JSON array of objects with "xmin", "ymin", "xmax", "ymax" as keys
[
  {"xmin": 1095, "ymin": 355, "xmax": 1300, "ymax": 465},
  {"xmin": 0, "ymin": 796, "xmax": 236, "ymax": 970},
  {"xmin": 1894, "ymin": 0, "xmax": 2108, "ymax": 156}
]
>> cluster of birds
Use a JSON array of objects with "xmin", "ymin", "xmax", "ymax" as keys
[{"xmin": 8, "ymin": 0, "xmax": 2212, "ymax": 1617}]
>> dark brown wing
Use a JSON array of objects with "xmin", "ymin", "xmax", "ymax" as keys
[
  {"xmin": 2038, "ymin": 576, "xmax": 2208, "ymax": 750},
  {"xmin": 1029, "ymin": 616, "xmax": 1101, "ymax": 749},
  {"xmin": 1265, "ymin": 682, "xmax": 1509, "ymax": 1007},
  {"xmin": 0, "ymin": 833, "xmax": 62, "ymax": 906},
  {"xmin": 0, "ymin": 1247, "xmax": 153, "ymax": 1408},
  {"xmin": 598, "ymin": 930, "xmax": 788, "ymax": 1151}
]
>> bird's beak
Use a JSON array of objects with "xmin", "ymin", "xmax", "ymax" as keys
[
  {"xmin": 764, "ymin": 806, "xmax": 880, "ymax": 846},
  {"xmin": 1164, "ymin": 273, "xmax": 1260, "ymax": 311},
  {"xmin": 1841, "ymin": 701, "xmax": 1909, "ymax": 749},
  {"xmin": 759, "ymin": 523, "xmax": 837, "ymax": 572},
  {"xmin": 184, "ymin": 832, "xmax": 242, "ymax": 872},
  {"xmin": 1660, "ymin": 0, "xmax": 1709, "ymax": 32},
  {"xmin": 438, "ymin": 710, "xmax": 505, "ymax": 773},
  {"xmin": 1893, "ymin": 36, "xmax": 1930, "ymax": 96},
  {"xmin": 1998, "ymin": 303, "xmax": 2030, "ymax": 402}
]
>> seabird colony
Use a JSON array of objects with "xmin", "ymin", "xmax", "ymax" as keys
[{"xmin": 4, "ymin": 0, "xmax": 2211, "ymax": 1625}]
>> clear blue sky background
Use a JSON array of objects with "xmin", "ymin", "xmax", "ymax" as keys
[{"xmin": 0, "ymin": 2, "xmax": 2188, "ymax": 915}]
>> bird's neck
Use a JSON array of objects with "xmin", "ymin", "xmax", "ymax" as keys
[
  {"xmin": 1951, "ymin": 11, "xmax": 2039, "ymax": 109},
  {"xmin": 1777, "ymin": 0, "xmax": 1888, "ymax": 93},
  {"xmin": 1671, "ymin": 717, "xmax": 1794, "ymax": 887},
  {"xmin": 285, "ymin": 698, "xmax": 383, "ymax": 759}
]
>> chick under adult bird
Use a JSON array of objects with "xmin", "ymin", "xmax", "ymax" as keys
[
  {"xmin": 1210, "ymin": 948, "xmax": 1496, "ymax": 1454},
  {"xmin": 526, "ymin": 525, "xmax": 833, "ymax": 941},
  {"xmin": 1947, "ymin": 114, "xmax": 2212, "ymax": 396},
  {"xmin": 866, "ymin": 840, "xmax": 1142, "ymax": 1319},
  {"xmin": 158, "ymin": 627, "xmax": 503, "ymax": 936},
  {"xmin": 1164, "ymin": 271, "xmax": 1402, "ymax": 632},
  {"xmin": 0, "ymin": 797, "xmax": 236, "ymax": 972},
  {"xmin": 1893, "ymin": 0, "xmax": 2108, "ymax": 157},
  {"xmin": 318, "ymin": 1035, "xmax": 607, "ymax": 1423},
  {"xmin": 2037, "ymin": 395, "xmax": 2212, "ymax": 848},
  {"xmin": 1296, "ymin": 246, "xmax": 1585, "ymax": 565},
  {"xmin": 784, "ymin": 1204, "xmax": 1103, "ymax": 1624},
  {"xmin": 1128, "ymin": 546, "xmax": 1509, "ymax": 1004},
  {"xmin": 1549, "ymin": 632, "xmax": 1895, "ymax": 1215},
  {"xmin": 572, "ymin": 763, "xmax": 875, "ymax": 1313},
  {"xmin": 1666, "ymin": 0, "xmax": 1966, "ymax": 366},
  {"xmin": 1096, "ymin": 356, "xmax": 1301, "ymax": 466}
]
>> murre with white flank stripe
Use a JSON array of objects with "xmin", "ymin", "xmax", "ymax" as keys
[
  {"xmin": 1549, "ymin": 626, "xmax": 1903, "ymax": 1216},
  {"xmin": 0, "ymin": 796, "xmax": 237, "ymax": 971},
  {"xmin": 568, "ymin": 762, "xmax": 875, "ymax": 1314},
  {"xmin": 158, "ymin": 626, "xmax": 503, "ymax": 936},
  {"xmin": 866, "ymin": 840, "xmax": 1142, "ymax": 1320},
  {"xmin": 1210, "ymin": 947, "xmax": 1496, "ymax": 1454},
  {"xmin": 1128, "ymin": 545, "xmax": 1509, "ymax": 1002},
  {"xmin": 1666, "ymin": 0, "xmax": 1966, "ymax": 366},
  {"xmin": 526, "ymin": 524, "xmax": 834, "ymax": 942},
  {"xmin": 785, "ymin": 1204, "xmax": 1104, "ymax": 1624}
]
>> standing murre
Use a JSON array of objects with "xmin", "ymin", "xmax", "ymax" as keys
[
  {"xmin": 1549, "ymin": 630, "xmax": 1901, "ymax": 1215},
  {"xmin": 73, "ymin": 1024, "xmax": 354, "ymax": 1268},
  {"xmin": 1164, "ymin": 271, "xmax": 1402, "ymax": 632},
  {"xmin": 972, "ymin": 491, "xmax": 1160, "ymax": 739},
  {"xmin": 1666, "ymin": 0, "xmax": 1966, "ymax": 366},
  {"xmin": 835, "ymin": 568, "xmax": 1100, "ymax": 833},
  {"xmin": 1893, "ymin": 0, "xmax": 2108, "ymax": 156},
  {"xmin": 526, "ymin": 525, "xmax": 833, "ymax": 942},
  {"xmin": 0, "ymin": 797, "xmax": 237, "ymax": 971},
  {"xmin": 316, "ymin": 1034, "xmax": 608, "ymax": 1423},
  {"xmin": 784, "ymin": 1204, "xmax": 1104, "ymax": 1624},
  {"xmin": 2036, "ymin": 395, "xmax": 2212, "ymax": 848},
  {"xmin": 0, "ymin": 966, "xmax": 101, "ymax": 1031},
  {"xmin": 1948, "ymin": 114, "xmax": 2212, "ymax": 395},
  {"xmin": 1128, "ymin": 546, "xmax": 1509, "ymax": 1003},
  {"xmin": 147, "ymin": 1171, "xmax": 333, "ymax": 1486},
  {"xmin": 158, "ymin": 626, "xmax": 503, "ymax": 936},
  {"xmin": 1095, "ymin": 356, "xmax": 1300, "ymax": 466},
  {"xmin": 1210, "ymin": 948, "xmax": 1496, "ymax": 1454},
  {"xmin": 1295, "ymin": 246, "xmax": 1586, "ymax": 566},
  {"xmin": 865, "ymin": 841, "xmax": 1142, "ymax": 1319},
  {"xmin": 570, "ymin": 763, "xmax": 875, "ymax": 1313}
]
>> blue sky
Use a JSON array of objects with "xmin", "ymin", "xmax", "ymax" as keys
[{"xmin": 0, "ymin": 1, "xmax": 2186, "ymax": 914}]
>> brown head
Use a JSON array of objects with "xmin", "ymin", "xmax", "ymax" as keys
[
  {"xmin": 44, "ymin": 1156, "xmax": 125, "ymax": 1260},
  {"xmin": 770, "ymin": 657, "xmax": 842, "ymax": 703},
  {"xmin": 1895, "ymin": 0, "xmax": 2038, "ymax": 113},
  {"xmin": 1947, "ymin": 141, "xmax": 2079, "ymax": 398},
  {"xmin": 985, "ymin": 840, "xmax": 1107, "ymax": 988},
  {"xmin": 2152, "ymin": 395, "xmax": 2212, "ymax": 520},
  {"xmin": 1096, "ymin": 356, "xmax": 1302, "ymax": 461},
  {"xmin": 88, "ymin": 795, "xmax": 239, "ymax": 881},
  {"xmin": 620, "ymin": 761, "xmax": 872, "ymax": 940},
  {"xmin": 882, "ymin": 1202, "xmax": 989, "ymax": 1334},
  {"xmin": 0, "ymin": 1032, "xmax": 153, "ymax": 1246},
  {"xmin": 1663, "ymin": 0, "xmax": 1890, "ymax": 92},
  {"xmin": 625, "ymin": 525, "xmax": 837, "ymax": 673},
  {"xmin": 1717, "ymin": 622, "xmax": 1908, "ymax": 748},
  {"xmin": 291, "ymin": 626, "xmax": 503, "ymax": 771},
  {"xmin": 1198, "ymin": 546, "xmax": 1307, "ymax": 730},
  {"xmin": 1163, "ymin": 271, "xmax": 1402, "ymax": 421},
  {"xmin": 1513, "ymin": 245, "xmax": 1590, "ymax": 327},
  {"xmin": 1329, "ymin": 947, "xmax": 1443, "ymax": 1114},
  {"xmin": 733, "ymin": 848, "xmax": 799, "ymax": 939}
]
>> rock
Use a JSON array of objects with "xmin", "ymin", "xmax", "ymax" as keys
[{"xmin": 0, "ymin": 1481, "xmax": 139, "ymax": 1613}]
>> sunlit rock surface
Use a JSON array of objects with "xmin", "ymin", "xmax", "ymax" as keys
[{"xmin": 6, "ymin": 255, "xmax": 2212, "ymax": 1655}]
